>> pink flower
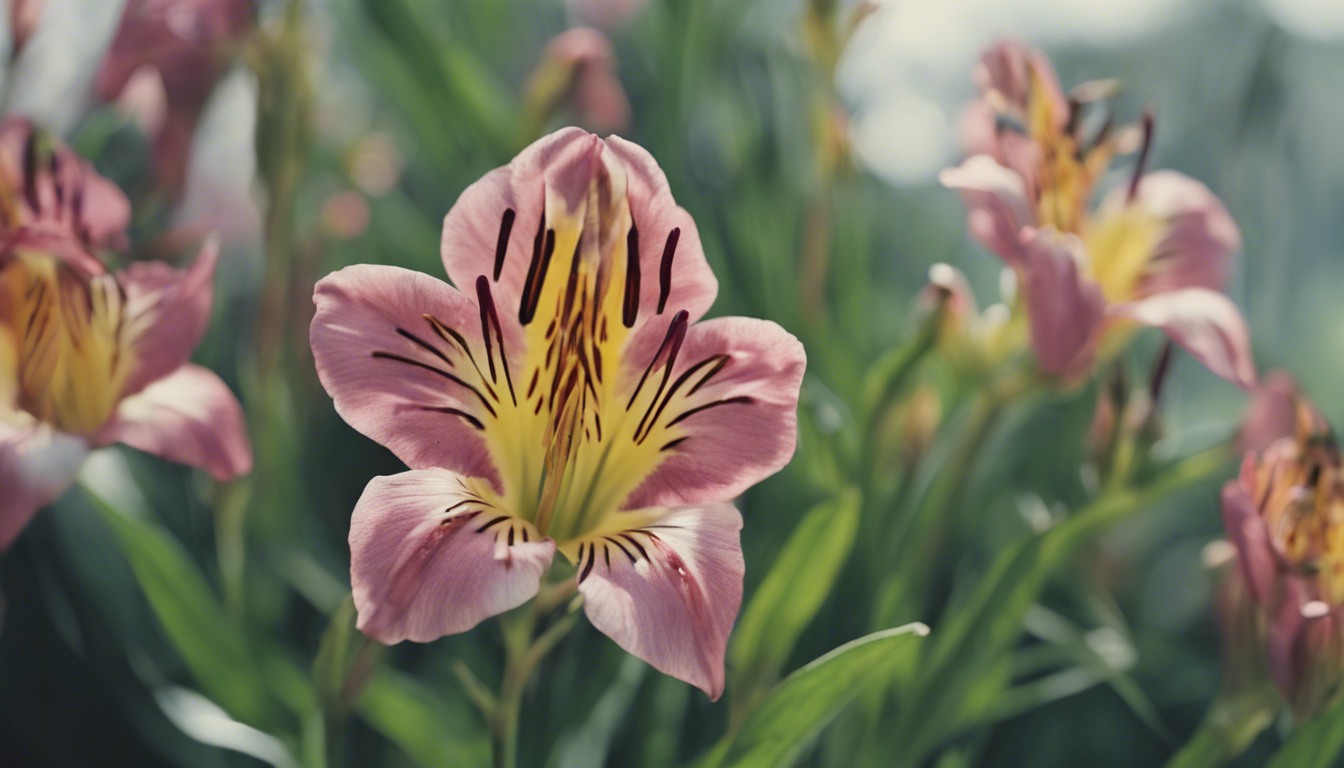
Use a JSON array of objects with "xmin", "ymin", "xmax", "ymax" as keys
[
  {"xmin": 940, "ymin": 41, "xmax": 1254, "ymax": 389},
  {"xmin": 94, "ymin": 0, "xmax": 254, "ymax": 196},
  {"xmin": 526, "ymin": 28, "xmax": 631, "ymax": 134},
  {"xmin": 310, "ymin": 129, "xmax": 805, "ymax": 699},
  {"xmin": 0, "ymin": 118, "xmax": 132, "ymax": 265},
  {"xmin": 0, "ymin": 136, "xmax": 251, "ymax": 550},
  {"xmin": 1222, "ymin": 427, "xmax": 1344, "ymax": 717}
]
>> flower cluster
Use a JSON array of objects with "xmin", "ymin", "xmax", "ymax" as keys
[{"xmin": 941, "ymin": 40, "xmax": 1255, "ymax": 388}]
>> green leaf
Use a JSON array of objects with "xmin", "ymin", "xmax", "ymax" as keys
[
  {"xmin": 729, "ymin": 488, "xmax": 862, "ymax": 713},
  {"xmin": 83, "ymin": 485, "xmax": 274, "ymax": 725},
  {"xmin": 711, "ymin": 623, "xmax": 930, "ymax": 768},
  {"xmin": 357, "ymin": 669, "xmax": 490, "ymax": 768},
  {"xmin": 1267, "ymin": 692, "xmax": 1344, "ymax": 768}
]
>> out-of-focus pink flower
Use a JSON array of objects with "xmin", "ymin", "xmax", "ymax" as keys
[
  {"xmin": 1237, "ymin": 370, "xmax": 1327, "ymax": 455},
  {"xmin": 940, "ymin": 40, "xmax": 1255, "ymax": 389},
  {"xmin": 0, "ymin": 118, "xmax": 131, "ymax": 264},
  {"xmin": 95, "ymin": 0, "xmax": 254, "ymax": 197},
  {"xmin": 565, "ymin": 0, "xmax": 647, "ymax": 30},
  {"xmin": 310, "ymin": 129, "xmax": 805, "ymax": 699},
  {"xmin": 526, "ymin": 28, "xmax": 630, "ymax": 134},
  {"xmin": 1222, "ymin": 424, "xmax": 1344, "ymax": 718},
  {"xmin": 1, "ymin": 236, "xmax": 252, "ymax": 549},
  {"xmin": 8, "ymin": 0, "xmax": 46, "ymax": 59}
]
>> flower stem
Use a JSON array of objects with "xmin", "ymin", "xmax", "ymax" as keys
[{"xmin": 491, "ymin": 606, "xmax": 578, "ymax": 768}]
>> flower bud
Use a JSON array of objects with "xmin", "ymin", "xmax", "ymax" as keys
[{"xmin": 1222, "ymin": 406, "xmax": 1344, "ymax": 718}]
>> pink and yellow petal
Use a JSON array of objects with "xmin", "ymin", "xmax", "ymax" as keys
[
  {"xmin": 349, "ymin": 469, "xmax": 555, "ymax": 643},
  {"xmin": 96, "ymin": 363, "xmax": 251, "ymax": 481},
  {"xmin": 0, "ymin": 421, "xmax": 88, "ymax": 550},
  {"xmin": 572, "ymin": 502, "xmax": 744, "ymax": 700},
  {"xmin": 1110, "ymin": 288, "xmax": 1257, "ymax": 389},
  {"xmin": 310, "ymin": 264, "xmax": 506, "ymax": 487}
]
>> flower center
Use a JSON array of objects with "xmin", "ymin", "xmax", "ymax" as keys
[{"xmin": 0, "ymin": 249, "xmax": 129, "ymax": 434}]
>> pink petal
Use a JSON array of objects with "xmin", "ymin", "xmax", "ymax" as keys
[
  {"xmin": 1111, "ymin": 288, "xmax": 1257, "ymax": 389},
  {"xmin": 575, "ymin": 503, "xmax": 744, "ymax": 699},
  {"xmin": 938, "ymin": 155, "xmax": 1034, "ymax": 266},
  {"xmin": 1019, "ymin": 229, "xmax": 1106, "ymax": 378},
  {"xmin": 440, "ymin": 129, "xmax": 717, "ymax": 342},
  {"xmin": 623, "ymin": 316, "xmax": 805, "ymax": 510},
  {"xmin": 0, "ymin": 422, "xmax": 88, "ymax": 550},
  {"xmin": 0, "ymin": 118, "xmax": 132, "ymax": 254},
  {"xmin": 972, "ymin": 39, "xmax": 1069, "ymax": 132},
  {"xmin": 95, "ymin": 363, "xmax": 251, "ymax": 481},
  {"xmin": 604, "ymin": 135, "xmax": 718, "ymax": 328},
  {"xmin": 1101, "ymin": 171, "xmax": 1241, "ymax": 296},
  {"xmin": 1236, "ymin": 370, "xmax": 1318, "ymax": 455},
  {"xmin": 350, "ymin": 469, "xmax": 555, "ymax": 643},
  {"xmin": 118, "ymin": 237, "xmax": 218, "ymax": 396},
  {"xmin": 309, "ymin": 264, "xmax": 503, "ymax": 487},
  {"xmin": 1220, "ymin": 477, "xmax": 1277, "ymax": 607}
]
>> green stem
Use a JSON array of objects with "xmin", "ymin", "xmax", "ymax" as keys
[
  {"xmin": 491, "ymin": 609, "xmax": 578, "ymax": 768},
  {"xmin": 1165, "ymin": 686, "xmax": 1277, "ymax": 768}
]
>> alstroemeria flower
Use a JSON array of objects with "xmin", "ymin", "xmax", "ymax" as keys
[
  {"xmin": 95, "ymin": 0, "xmax": 254, "ymax": 196},
  {"xmin": 1222, "ymin": 411, "xmax": 1344, "ymax": 717},
  {"xmin": 940, "ymin": 40, "xmax": 1255, "ymax": 389},
  {"xmin": 310, "ymin": 129, "xmax": 805, "ymax": 699},
  {"xmin": 0, "ymin": 135, "xmax": 251, "ymax": 549}
]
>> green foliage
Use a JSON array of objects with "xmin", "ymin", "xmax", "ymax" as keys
[
  {"xmin": 710, "ymin": 624, "xmax": 929, "ymax": 768},
  {"xmin": 729, "ymin": 488, "xmax": 862, "ymax": 716}
]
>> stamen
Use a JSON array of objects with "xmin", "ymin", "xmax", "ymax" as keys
[
  {"xmin": 1127, "ymin": 107, "xmax": 1155, "ymax": 203},
  {"xmin": 493, "ymin": 208, "xmax": 516, "ymax": 281},
  {"xmin": 656, "ymin": 228, "xmax": 680, "ymax": 314},
  {"xmin": 623, "ymin": 224, "xmax": 641, "ymax": 327}
]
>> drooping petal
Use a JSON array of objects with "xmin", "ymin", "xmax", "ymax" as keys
[
  {"xmin": 1019, "ymin": 228, "xmax": 1106, "ymax": 378},
  {"xmin": 0, "ymin": 421, "xmax": 88, "ymax": 550},
  {"xmin": 1221, "ymin": 474, "xmax": 1277, "ymax": 607},
  {"xmin": 1099, "ymin": 171, "xmax": 1241, "ymax": 296},
  {"xmin": 310, "ymin": 264, "xmax": 504, "ymax": 486},
  {"xmin": 118, "ymin": 237, "xmax": 218, "ymax": 396},
  {"xmin": 939, "ymin": 155, "xmax": 1034, "ymax": 266},
  {"xmin": 95, "ymin": 363, "xmax": 251, "ymax": 481},
  {"xmin": 574, "ymin": 503, "xmax": 744, "ymax": 699},
  {"xmin": 621, "ymin": 317, "xmax": 805, "ymax": 510},
  {"xmin": 1110, "ymin": 288, "xmax": 1257, "ymax": 389},
  {"xmin": 350, "ymin": 469, "xmax": 555, "ymax": 643}
]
